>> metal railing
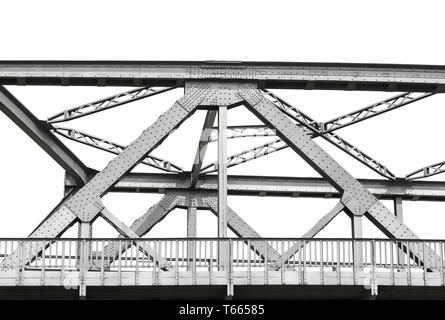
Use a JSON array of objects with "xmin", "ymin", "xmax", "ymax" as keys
[{"xmin": 0, "ymin": 238, "xmax": 444, "ymax": 287}]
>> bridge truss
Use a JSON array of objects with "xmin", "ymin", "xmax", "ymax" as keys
[{"xmin": 1, "ymin": 61, "xmax": 445, "ymax": 299}]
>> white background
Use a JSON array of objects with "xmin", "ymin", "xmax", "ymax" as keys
[{"xmin": 1, "ymin": 0, "xmax": 445, "ymax": 239}]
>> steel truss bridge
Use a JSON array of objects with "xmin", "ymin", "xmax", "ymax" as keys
[{"xmin": 1, "ymin": 61, "xmax": 445, "ymax": 299}]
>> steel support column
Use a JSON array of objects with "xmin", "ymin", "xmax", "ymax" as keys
[
  {"xmin": 351, "ymin": 215, "xmax": 364, "ymax": 270},
  {"xmin": 187, "ymin": 206, "xmax": 197, "ymax": 270},
  {"xmin": 394, "ymin": 197, "xmax": 405, "ymax": 266},
  {"xmin": 218, "ymin": 106, "xmax": 228, "ymax": 269}
]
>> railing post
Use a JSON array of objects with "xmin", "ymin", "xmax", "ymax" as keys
[
  {"xmin": 16, "ymin": 240, "xmax": 22, "ymax": 286},
  {"xmin": 227, "ymin": 239, "xmax": 234, "ymax": 297},
  {"xmin": 441, "ymin": 241, "xmax": 444, "ymax": 286}
]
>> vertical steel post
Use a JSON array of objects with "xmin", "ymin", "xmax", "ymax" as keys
[
  {"xmin": 394, "ymin": 197, "xmax": 405, "ymax": 266},
  {"xmin": 218, "ymin": 106, "xmax": 228, "ymax": 270},
  {"xmin": 187, "ymin": 206, "xmax": 197, "ymax": 270},
  {"xmin": 351, "ymin": 215, "xmax": 364, "ymax": 273}
]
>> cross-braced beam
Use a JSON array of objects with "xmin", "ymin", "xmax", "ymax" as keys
[
  {"xmin": 53, "ymin": 126, "xmax": 183, "ymax": 173},
  {"xmin": 0, "ymin": 86, "xmax": 91, "ymax": 185},
  {"xmin": 47, "ymin": 87, "xmax": 175, "ymax": 123},
  {"xmin": 240, "ymin": 87, "xmax": 440, "ymax": 268}
]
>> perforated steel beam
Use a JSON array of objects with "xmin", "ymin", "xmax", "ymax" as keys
[
  {"xmin": 47, "ymin": 86, "xmax": 175, "ymax": 123},
  {"xmin": 201, "ymin": 139, "xmax": 288, "ymax": 174},
  {"xmin": 209, "ymin": 125, "xmax": 277, "ymax": 141},
  {"xmin": 320, "ymin": 92, "xmax": 435, "ymax": 133},
  {"xmin": 0, "ymin": 86, "xmax": 90, "ymax": 185},
  {"xmin": 2, "ymin": 61, "xmax": 445, "ymax": 92},
  {"xmin": 240, "ymin": 88, "xmax": 440, "ymax": 267},
  {"xmin": 53, "ymin": 126, "xmax": 183, "ymax": 173},
  {"xmin": 406, "ymin": 160, "xmax": 445, "ymax": 180}
]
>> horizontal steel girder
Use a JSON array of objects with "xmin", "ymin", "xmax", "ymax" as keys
[
  {"xmin": 65, "ymin": 172, "xmax": 445, "ymax": 201},
  {"xmin": 2, "ymin": 61, "xmax": 445, "ymax": 92},
  {"xmin": 0, "ymin": 86, "xmax": 90, "ymax": 185}
]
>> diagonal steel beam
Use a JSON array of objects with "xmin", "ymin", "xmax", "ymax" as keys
[
  {"xmin": 320, "ymin": 92, "xmax": 435, "ymax": 133},
  {"xmin": 201, "ymin": 139, "xmax": 288, "ymax": 174},
  {"xmin": 53, "ymin": 126, "xmax": 183, "ymax": 173},
  {"xmin": 0, "ymin": 86, "xmax": 90, "ymax": 185},
  {"xmin": 204, "ymin": 196, "xmax": 280, "ymax": 262},
  {"xmin": 100, "ymin": 208, "xmax": 169, "ymax": 268},
  {"xmin": 405, "ymin": 160, "xmax": 445, "ymax": 181},
  {"xmin": 100, "ymin": 193, "xmax": 180, "ymax": 266},
  {"xmin": 240, "ymin": 88, "xmax": 440, "ymax": 268},
  {"xmin": 190, "ymin": 110, "xmax": 217, "ymax": 186},
  {"xmin": 47, "ymin": 86, "xmax": 175, "ymax": 123},
  {"xmin": 278, "ymin": 201, "xmax": 345, "ymax": 267}
]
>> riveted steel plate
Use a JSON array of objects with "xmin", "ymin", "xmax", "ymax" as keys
[{"xmin": 341, "ymin": 181, "xmax": 377, "ymax": 216}]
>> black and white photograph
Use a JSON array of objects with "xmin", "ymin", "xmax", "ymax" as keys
[{"xmin": 0, "ymin": 0, "xmax": 445, "ymax": 312}]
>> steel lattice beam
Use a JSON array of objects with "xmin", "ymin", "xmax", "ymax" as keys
[
  {"xmin": 406, "ymin": 161, "xmax": 445, "ymax": 181},
  {"xmin": 0, "ymin": 86, "xmax": 91, "ymax": 185},
  {"xmin": 2, "ymin": 61, "xmax": 445, "ymax": 92},
  {"xmin": 47, "ymin": 86, "xmax": 175, "ymax": 123},
  {"xmin": 201, "ymin": 139, "xmax": 288, "ymax": 174},
  {"xmin": 320, "ymin": 92, "xmax": 435, "ymax": 133},
  {"xmin": 209, "ymin": 125, "xmax": 277, "ymax": 141},
  {"xmin": 53, "ymin": 126, "xmax": 183, "ymax": 173}
]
